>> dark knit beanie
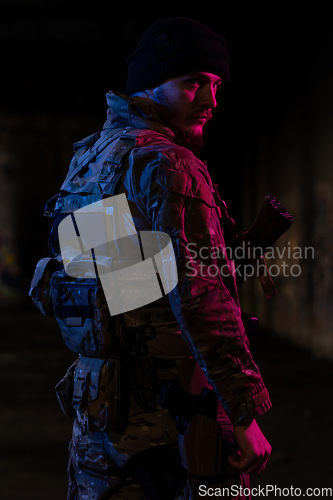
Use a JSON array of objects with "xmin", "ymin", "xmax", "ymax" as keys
[{"xmin": 125, "ymin": 17, "xmax": 230, "ymax": 95}]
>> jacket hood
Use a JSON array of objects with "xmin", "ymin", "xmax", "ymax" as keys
[{"xmin": 104, "ymin": 91, "xmax": 175, "ymax": 141}]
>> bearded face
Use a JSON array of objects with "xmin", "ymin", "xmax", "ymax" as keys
[{"xmin": 148, "ymin": 71, "xmax": 221, "ymax": 152}]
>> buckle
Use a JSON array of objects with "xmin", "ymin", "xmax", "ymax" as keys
[{"xmin": 72, "ymin": 370, "xmax": 90, "ymax": 410}]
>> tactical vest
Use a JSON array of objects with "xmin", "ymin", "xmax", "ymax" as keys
[
  {"xmin": 31, "ymin": 127, "xmax": 140, "ymax": 353},
  {"xmin": 30, "ymin": 126, "xmax": 155, "ymax": 432}
]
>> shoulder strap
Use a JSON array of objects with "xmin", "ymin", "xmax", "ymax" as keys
[
  {"xmin": 61, "ymin": 128, "xmax": 125, "ymax": 190},
  {"xmin": 46, "ymin": 130, "xmax": 137, "ymax": 256}
]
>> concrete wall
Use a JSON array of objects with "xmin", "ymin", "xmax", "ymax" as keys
[
  {"xmin": 241, "ymin": 71, "xmax": 333, "ymax": 360},
  {"xmin": 0, "ymin": 114, "xmax": 100, "ymax": 307}
]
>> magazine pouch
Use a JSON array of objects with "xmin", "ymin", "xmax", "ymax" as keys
[
  {"xmin": 55, "ymin": 357, "xmax": 80, "ymax": 418},
  {"xmin": 73, "ymin": 355, "xmax": 130, "ymax": 432},
  {"xmin": 51, "ymin": 268, "xmax": 119, "ymax": 357}
]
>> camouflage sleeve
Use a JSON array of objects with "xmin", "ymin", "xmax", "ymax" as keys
[{"xmin": 131, "ymin": 146, "xmax": 272, "ymax": 426}]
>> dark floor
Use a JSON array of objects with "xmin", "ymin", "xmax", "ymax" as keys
[{"xmin": 1, "ymin": 309, "xmax": 333, "ymax": 499}]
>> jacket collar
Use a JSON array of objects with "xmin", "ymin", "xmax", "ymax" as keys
[{"xmin": 104, "ymin": 91, "xmax": 175, "ymax": 141}]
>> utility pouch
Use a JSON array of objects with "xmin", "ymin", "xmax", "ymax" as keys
[
  {"xmin": 51, "ymin": 268, "xmax": 119, "ymax": 357},
  {"xmin": 29, "ymin": 257, "xmax": 62, "ymax": 316},
  {"xmin": 178, "ymin": 414, "xmax": 224, "ymax": 476},
  {"xmin": 55, "ymin": 358, "xmax": 79, "ymax": 418},
  {"xmin": 73, "ymin": 355, "xmax": 130, "ymax": 432},
  {"xmin": 129, "ymin": 355, "xmax": 157, "ymax": 413}
]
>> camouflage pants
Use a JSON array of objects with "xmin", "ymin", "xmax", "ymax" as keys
[{"xmin": 67, "ymin": 399, "xmax": 251, "ymax": 499}]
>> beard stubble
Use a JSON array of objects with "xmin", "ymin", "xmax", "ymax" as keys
[{"xmin": 153, "ymin": 89, "xmax": 211, "ymax": 153}]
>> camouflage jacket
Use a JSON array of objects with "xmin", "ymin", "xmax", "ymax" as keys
[{"xmin": 59, "ymin": 91, "xmax": 271, "ymax": 426}]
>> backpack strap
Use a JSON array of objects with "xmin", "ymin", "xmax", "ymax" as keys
[{"xmin": 44, "ymin": 131, "xmax": 137, "ymax": 257}]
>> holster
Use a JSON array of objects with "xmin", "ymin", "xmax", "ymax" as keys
[
  {"xmin": 178, "ymin": 414, "xmax": 224, "ymax": 476},
  {"xmin": 164, "ymin": 358, "xmax": 240, "ymax": 479}
]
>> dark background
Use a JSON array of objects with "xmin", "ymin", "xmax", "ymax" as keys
[
  {"xmin": 3, "ymin": 0, "xmax": 332, "ymax": 289},
  {"xmin": 3, "ymin": 0, "xmax": 330, "ymax": 217},
  {"xmin": 1, "ymin": 1, "xmax": 333, "ymax": 498}
]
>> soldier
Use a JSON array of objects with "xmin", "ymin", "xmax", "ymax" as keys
[{"xmin": 44, "ymin": 17, "xmax": 272, "ymax": 500}]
